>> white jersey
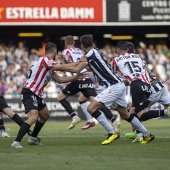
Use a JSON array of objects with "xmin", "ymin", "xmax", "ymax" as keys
[
  {"xmin": 62, "ymin": 47, "xmax": 89, "ymax": 80},
  {"xmin": 24, "ymin": 56, "xmax": 56, "ymax": 97},
  {"xmin": 112, "ymin": 53, "xmax": 150, "ymax": 84},
  {"xmin": 62, "ymin": 47, "xmax": 88, "ymax": 74}
]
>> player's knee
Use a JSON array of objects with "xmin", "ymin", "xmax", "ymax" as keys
[
  {"xmin": 121, "ymin": 114, "xmax": 129, "ymax": 120},
  {"xmin": 27, "ymin": 112, "xmax": 39, "ymax": 125},
  {"xmin": 78, "ymin": 94, "xmax": 87, "ymax": 102},
  {"xmin": 57, "ymin": 92, "xmax": 67, "ymax": 101},
  {"xmin": 87, "ymin": 102, "xmax": 100, "ymax": 114},
  {"xmin": 87, "ymin": 104, "xmax": 95, "ymax": 114},
  {"xmin": 43, "ymin": 112, "xmax": 50, "ymax": 121}
]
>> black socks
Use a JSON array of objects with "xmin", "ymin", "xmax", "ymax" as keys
[
  {"xmin": 32, "ymin": 121, "xmax": 44, "ymax": 138},
  {"xmin": 100, "ymin": 107, "xmax": 116, "ymax": 123},
  {"xmin": 139, "ymin": 110, "xmax": 164, "ymax": 121},
  {"xmin": 0, "ymin": 119, "xmax": 5, "ymax": 132},
  {"xmin": 15, "ymin": 122, "xmax": 30, "ymax": 142},
  {"xmin": 60, "ymin": 99, "xmax": 76, "ymax": 117}
]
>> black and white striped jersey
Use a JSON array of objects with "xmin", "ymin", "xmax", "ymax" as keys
[
  {"xmin": 144, "ymin": 62, "xmax": 164, "ymax": 93},
  {"xmin": 85, "ymin": 48, "xmax": 122, "ymax": 87}
]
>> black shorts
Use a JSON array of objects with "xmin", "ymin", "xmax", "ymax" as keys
[
  {"xmin": 0, "ymin": 95, "xmax": 9, "ymax": 111},
  {"xmin": 131, "ymin": 80, "xmax": 151, "ymax": 113},
  {"xmin": 21, "ymin": 88, "xmax": 46, "ymax": 114},
  {"xmin": 62, "ymin": 78, "xmax": 97, "ymax": 98}
]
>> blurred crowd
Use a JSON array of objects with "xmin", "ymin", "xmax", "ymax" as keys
[{"xmin": 0, "ymin": 40, "xmax": 170, "ymax": 99}]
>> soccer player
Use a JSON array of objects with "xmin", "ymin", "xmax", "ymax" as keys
[
  {"xmin": 0, "ymin": 94, "xmax": 33, "ymax": 137},
  {"xmin": 124, "ymin": 42, "xmax": 170, "ymax": 140},
  {"xmin": 58, "ymin": 35, "xmax": 117, "ymax": 131},
  {"xmin": 57, "ymin": 35, "xmax": 96, "ymax": 130},
  {"xmin": 112, "ymin": 41, "xmax": 157, "ymax": 143},
  {"xmin": 53, "ymin": 35, "xmax": 153, "ymax": 145},
  {"xmin": 11, "ymin": 42, "xmax": 84, "ymax": 148}
]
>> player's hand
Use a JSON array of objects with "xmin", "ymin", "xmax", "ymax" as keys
[
  {"xmin": 80, "ymin": 56, "xmax": 87, "ymax": 62},
  {"xmin": 76, "ymin": 72, "xmax": 86, "ymax": 79},
  {"xmin": 58, "ymin": 53, "xmax": 68, "ymax": 63}
]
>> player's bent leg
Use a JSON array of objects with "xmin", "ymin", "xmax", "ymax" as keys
[
  {"xmin": 101, "ymin": 106, "xmax": 120, "ymax": 134},
  {"xmin": 11, "ymin": 110, "xmax": 38, "ymax": 149},
  {"xmin": 3, "ymin": 107, "xmax": 33, "ymax": 136},
  {"xmin": 137, "ymin": 110, "xmax": 165, "ymax": 122},
  {"xmin": 27, "ymin": 107, "xmax": 49, "ymax": 146},
  {"xmin": 78, "ymin": 94, "xmax": 95, "ymax": 130},
  {"xmin": 87, "ymin": 100, "xmax": 119, "ymax": 145},
  {"xmin": 58, "ymin": 92, "xmax": 81, "ymax": 129},
  {"xmin": 125, "ymin": 107, "xmax": 143, "ymax": 139},
  {"xmin": 117, "ymin": 106, "xmax": 154, "ymax": 144}
]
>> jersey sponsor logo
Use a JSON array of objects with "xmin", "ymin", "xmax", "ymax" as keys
[{"xmin": 72, "ymin": 52, "xmax": 82, "ymax": 55}]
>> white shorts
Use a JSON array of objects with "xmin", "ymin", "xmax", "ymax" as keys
[
  {"xmin": 94, "ymin": 83, "xmax": 127, "ymax": 108},
  {"xmin": 147, "ymin": 87, "xmax": 170, "ymax": 108},
  {"xmin": 96, "ymin": 85, "xmax": 107, "ymax": 94}
]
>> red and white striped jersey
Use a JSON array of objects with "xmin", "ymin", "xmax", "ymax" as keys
[
  {"xmin": 62, "ymin": 47, "xmax": 89, "ymax": 80},
  {"xmin": 24, "ymin": 56, "xmax": 56, "ymax": 97},
  {"xmin": 112, "ymin": 53, "xmax": 150, "ymax": 84}
]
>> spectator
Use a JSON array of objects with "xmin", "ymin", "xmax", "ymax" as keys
[
  {"xmin": 0, "ymin": 82, "xmax": 6, "ymax": 95},
  {"xmin": 0, "ymin": 55, "xmax": 7, "ymax": 71},
  {"xmin": 15, "ymin": 41, "xmax": 25, "ymax": 61},
  {"xmin": 14, "ymin": 69, "xmax": 26, "ymax": 88},
  {"xmin": 0, "ymin": 43, "xmax": 6, "ymax": 57}
]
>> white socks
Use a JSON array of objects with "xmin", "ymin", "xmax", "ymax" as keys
[
  {"xmin": 80, "ymin": 102, "xmax": 93, "ymax": 123},
  {"xmin": 96, "ymin": 114, "xmax": 116, "ymax": 134},
  {"xmin": 130, "ymin": 117, "xmax": 149, "ymax": 137}
]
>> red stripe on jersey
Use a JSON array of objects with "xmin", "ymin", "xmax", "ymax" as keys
[
  {"xmin": 124, "ymin": 76, "xmax": 133, "ymax": 82},
  {"xmin": 112, "ymin": 59, "xmax": 119, "ymax": 71},
  {"xmin": 142, "ymin": 75, "xmax": 147, "ymax": 83},
  {"xmin": 145, "ymin": 72, "xmax": 150, "ymax": 84},
  {"xmin": 139, "ymin": 78, "xmax": 143, "ymax": 82},
  {"xmin": 24, "ymin": 82, "xmax": 28, "ymax": 87},
  {"xmin": 33, "ymin": 68, "xmax": 49, "ymax": 94},
  {"xmin": 38, "ymin": 82, "xmax": 48, "ymax": 96},
  {"xmin": 66, "ymin": 50, "xmax": 73, "ymax": 62},
  {"xmin": 28, "ymin": 58, "xmax": 44, "ymax": 89},
  {"xmin": 69, "ymin": 55, "xmax": 74, "ymax": 62},
  {"xmin": 66, "ymin": 50, "xmax": 70, "ymax": 56}
]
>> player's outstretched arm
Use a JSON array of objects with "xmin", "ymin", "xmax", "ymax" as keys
[
  {"xmin": 52, "ymin": 72, "xmax": 84, "ymax": 84},
  {"xmin": 53, "ymin": 61, "xmax": 88, "ymax": 74},
  {"xmin": 53, "ymin": 62, "xmax": 79, "ymax": 71}
]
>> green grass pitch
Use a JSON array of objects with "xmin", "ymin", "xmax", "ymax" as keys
[{"xmin": 0, "ymin": 119, "xmax": 170, "ymax": 170}]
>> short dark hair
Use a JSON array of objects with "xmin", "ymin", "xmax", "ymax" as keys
[
  {"xmin": 80, "ymin": 34, "xmax": 93, "ymax": 48},
  {"xmin": 127, "ymin": 42, "xmax": 135, "ymax": 53},
  {"xmin": 116, "ymin": 41, "xmax": 128, "ymax": 51},
  {"xmin": 45, "ymin": 42, "xmax": 57, "ymax": 54}
]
